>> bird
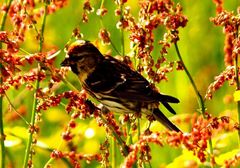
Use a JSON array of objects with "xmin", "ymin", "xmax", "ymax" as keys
[{"xmin": 61, "ymin": 40, "xmax": 181, "ymax": 132}]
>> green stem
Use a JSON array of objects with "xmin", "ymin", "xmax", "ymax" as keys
[
  {"xmin": 22, "ymin": 53, "xmax": 40, "ymax": 168},
  {"xmin": 174, "ymin": 42, "xmax": 214, "ymax": 167},
  {"xmin": 174, "ymin": 43, "xmax": 205, "ymax": 114},
  {"xmin": 234, "ymin": 24, "xmax": 240, "ymax": 143},
  {"xmin": 98, "ymin": 0, "xmax": 120, "ymax": 55},
  {"xmin": 0, "ymin": 93, "xmax": 4, "ymax": 168},
  {"xmin": 126, "ymin": 119, "xmax": 133, "ymax": 145},
  {"xmin": 99, "ymin": 15, "xmax": 121, "ymax": 55},
  {"xmin": 237, "ymin": 101, "xmax": 240, "ymax": 143},
  {"xmin": 137, "ymin": 118, "xmax": 140, "ymax": 140},
  {"xmin": 100, "ymin": 0, "xmax": 105, "ymax": 8},
  {"xmin": 4, "ymin": 93, "xmax": 29, "ymax": 125},
  {"xmin": 110, "ymin": 39, "xmax": 121, "ymax": 56},
  {"xmin": 60, "ymin": 77, "xmax": 78, "ymax": 92},
  {"xmin": 0, "ymin": 0, "xmax": 13, "ymax": 167},
  {"xmin": 120, "ymin": 2, "xmax": 125, "ymax": 56},
  {"xmin": 111, "ymin": 137, "xmax": 116, "ymax": 168},
  {"xmin": 0, "ymin": 0, "xmax": 13, "ymax": 33},
  {"xmin": 44, "ymin": 158, "xmax": 54, "ymax": 168},
  {"xmin": 234, "ymin": 51, "xmax": 240, "ymax": 142},
  {"xmin": 23, "ymin": 1, "xmax": 48, "ymax": 167}
]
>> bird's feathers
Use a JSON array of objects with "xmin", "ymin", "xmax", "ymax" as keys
[
  {"xmin": 85, "ymin": 56, "xmax": 179, "ymax": 104},
  {"xmin": 61, "ymin": 41, "xmax": 180, "ymax": 131},
  {"xmin": 153, "ymin": 108, "xmax": 181, "ymax": 132}
]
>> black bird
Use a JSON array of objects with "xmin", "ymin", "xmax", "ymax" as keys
[{"xmin": 61, "ymin": 40, "xmax": 180, "ymax": 132}]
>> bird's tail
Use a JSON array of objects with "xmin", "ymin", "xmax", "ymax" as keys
[
  {"xmin": 153, "ymin": 108, "xmax": 181, "ymax": 132},
  {"xmin": 157, "ymin": 94, "xmax": 179, "ymax": 103}
]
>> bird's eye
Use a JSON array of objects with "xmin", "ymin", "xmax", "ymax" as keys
[
  {"xmin": 70, "ymin": 56, "xmax": 85, "ymax": 62},
  {"xmin": 78, "ymin": 57, "xmax": 85, "ymax": 62}
]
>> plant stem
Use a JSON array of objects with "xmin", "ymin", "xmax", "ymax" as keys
[
  {"xmin": 111, "ymin": 137, "xmax": 116, "ymax": 168},
  {"xmin": 174, "ymin": 42, "xmax": 214, "ymax": 167},
  {"xmin": 234, "ymin": 24, "xmax": 240, "ymax": 142},
  {"xmin": 234, "ymin": 52, "xmax": 240, "ymax": 141},
  {"xmin": 137, "ymin": 118, "xmax": 140, "ymax": 140},
  {"xmin": 0, "ymin": 92, "xmax": 4, "ymax": 168},
  {"xmin": 126, "ymin": 119, "xmax": 133, "ymax": 145},
  {"xmin": 100, "ymin": 0, "xmax": 105, "ymax": 9},
  {"xmin": 99, "ymin": 115, "xmax": 129, "ymax": 156},
  {"xmin": 23, "ymin": 1, "xmax": 48, "ymax": 167},
  {"xmin": 174, "ymin": 43, "xmax": 205, "ymax": 114},
  {"xmin": 237, "ymin": 101, "xmax": 240, "ymax": 142},
  {"xmin": 120, "ymin": 2, "xmax": 125, "ymax": 56},
  {"xmin": 0, "ymin": 0, "xmax": 13, "ymax": 167},
  {"xmin": 4, "ymin": 93, "xmax": 29, "ymax": 125},
  {"xmin": 98, "ymin": 0, "xmax": 120, "ymax": 55},
  {"xmin": 0, "ymin": 0, "xmax": 13, "ymax": 33},
  {"xmin": 99, "ymin": 13, "xmax": 121, "ymax": 55}
]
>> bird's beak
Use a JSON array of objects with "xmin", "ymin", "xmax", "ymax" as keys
[{"xmin": 61, "ymin": 57, "xmax": 70, "ymax": 66}]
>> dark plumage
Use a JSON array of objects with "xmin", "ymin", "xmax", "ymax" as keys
[{"xmin": 61, "ymin": 40, "xmax": 181, "ymax": 132}]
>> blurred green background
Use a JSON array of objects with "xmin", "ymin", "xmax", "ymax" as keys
[{"xmin": 1, "ymin": 0, "xmax": 239, "ymax": 167}]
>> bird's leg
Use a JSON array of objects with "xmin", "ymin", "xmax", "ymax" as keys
[
  {"xmin": 144, "ymin": 121, "xmax": 152, "ymax": 135},
  {"xmin": 144, "ymin": 114, "xmax": 155, "ymax": 134},
  {"xmin": 147, "ymin": 121, "xmax": 152, "ymax": 130}
]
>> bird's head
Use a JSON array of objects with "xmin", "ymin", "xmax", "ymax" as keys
[{"xmin": 61, "ymin": 40, "xmax": 103, "ymax": 79}]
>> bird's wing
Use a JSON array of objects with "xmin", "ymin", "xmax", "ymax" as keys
[
  {"xmin": 85, "ymin": 56, "xmax": 179, "ymax": 104},
  {"xmin": 85, "ymin": 57, "xmax": 126, "ymax": 94}
]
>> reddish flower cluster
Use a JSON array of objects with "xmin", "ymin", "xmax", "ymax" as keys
[
  {"xmin": 224, "ymin": 152, "xmax": 240, "ymax": 168},
  {"xmin": 0, "ymin": 2, "xmax": 72, "ymax": 167},
  {"xmin": 118, "ymin": 114, "xmax": 141, "ymax": 137},
  {"xmin": 123, "ymin": 113, "xmax": 239, "ymax": 166},
  {"xmin": 37, "ymin": 89, "xmax": 99, "ymax": 143},
  {"xmin": 71, "ymin": 28, "xmax": 83, "ymax": 39},
  {"xmin": 98, "ymin": 28, "xmax": 111, "ymax": 45},
  {"xmin": 0, "ymin": 31, "xmax": 19, "ymax": 53},
  {"xmin": 212, "ymin": 0, "xmax": 223, "ymax": 13},
  {"xmin": 211, "ymin": 9, "xmax": 240, "ymax": 66},
  {"xmin": 211, "ymin": 10, "xmax": 239, "ymax": 35},
  {"xmin": 124, "ymin": 0, "xmax": 187, "ymax": 83},
  {"xmin": 122, "ymin": 132, "xmax": 163, "ymax": 167},
  {"xmin": 95, "ymin": 111, "xmax": 123, "ymax": 138},
  {"xmin": 47, "ymin": 0, "xmax": 68, "ymax": 14},
  {"xmin": 0, "ymin": 46, "xmax": 62, "ymax": 95},
  {"xmin": 132, "ymin": 0, "xmax": 187, "ymax": 54},
  {"xmin": 176, "ymin": 60, "xmax": 184, "ymax": 70},
  {"xmin": 84, "ymin": 0, "xmax": 187, "ymax": 83},
  {"xmin": 96, "ymin": 7, "xmax": 108, "ymax": 17},
  {"xmin": 37, "ymin": 90, "xmax": 92, "ymax": 117},
  {"xmin": 82, "ymin": 0, "xmax": 94, "ymax": 23},
  {"xmin": 49, "ymin": 149, "xmax": 102, "ymax": 167},
  {"xmin": 114, "ymin": 0, "xmax": 128, "ymax": 5},
  {"xmin": 184, "ymin": 117, "xmax": 212, "ymax": 163},
  {"xmin": 205, "ymin": 66, "xmax": 236, "ymax": 99},
  {"xmin": 3, "ymin": 0, "xmax": 67, "ymax": 43},
  {"xmin": 224, "ymin": 34, "xmax": 235, "ymax": 66},
  {"xmin": 99, "ymin": 139, "xmax": 110, "ymax": 167},
  {"xmin": 2, "ymin": 0, "xmax": 239, "ymax": 167}
]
